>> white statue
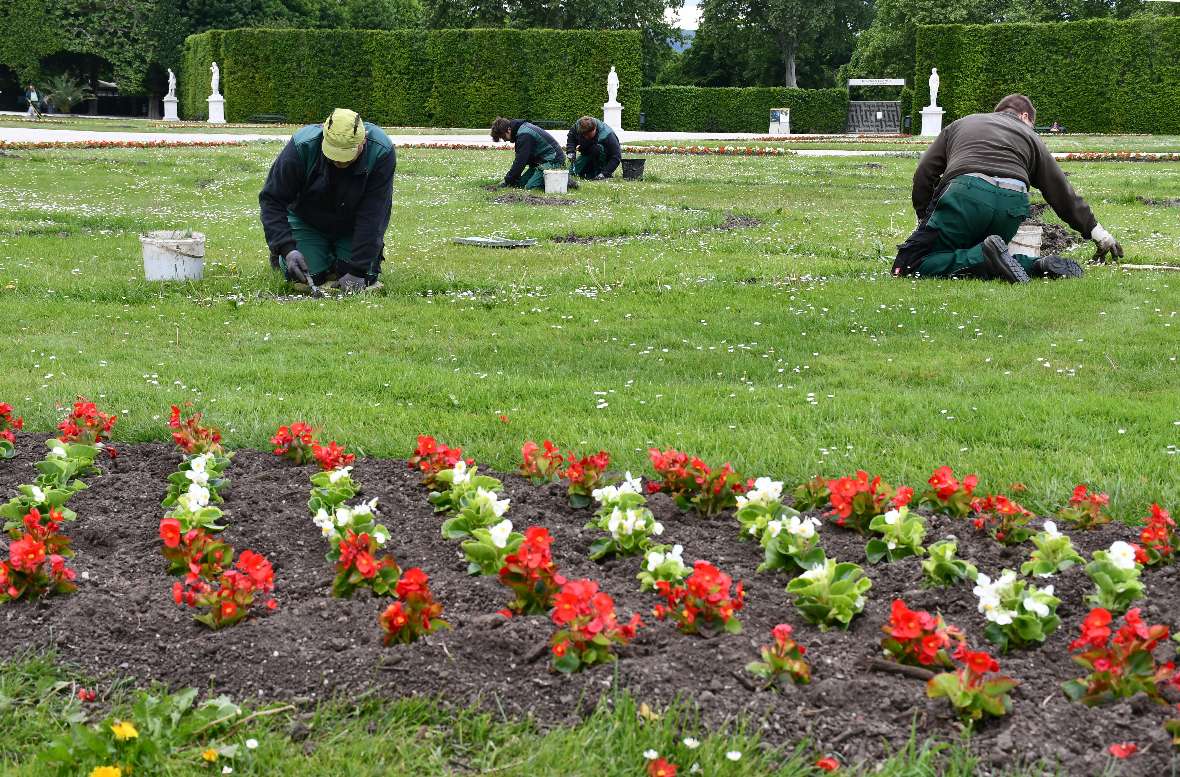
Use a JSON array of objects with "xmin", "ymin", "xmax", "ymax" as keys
[
  {"xmin": 607, "ymin": 66, "xmax": 619, "ymax": 105},
  {"xmin": 928, "ymin": 67, "xmax": 939, "ymax": 108},
  {"xmin": 210, "ymin": 62, "xmax": 220, "ymax": 96},
  {"xmin": 166, "ymin": 68, "xmax": 176, "ymax": 99}
]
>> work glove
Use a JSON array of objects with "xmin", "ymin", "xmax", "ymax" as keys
[
  {"xmin": 338, "ymin": 273, "xmax": 367, "ymax": 294},
  {"xmin": 594, "ymin": 173, "xmax": 606, "ymax": 181},
  {"xmin": 1091, "ymin": 224, "xmax": 1123, "ymax": 263},
  {"xmin": 284, "ymin": 249, "xmax": 309, "ymax": 283}
]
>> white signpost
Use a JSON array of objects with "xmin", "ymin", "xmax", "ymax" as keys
[{"xmin": 847, "ymin": 78, "xmax": 906, "ymax": 87}]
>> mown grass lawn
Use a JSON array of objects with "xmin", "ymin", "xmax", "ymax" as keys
[{"xmin": 0, "ymin": 141, "xmax": 1178, "ymax": 774}]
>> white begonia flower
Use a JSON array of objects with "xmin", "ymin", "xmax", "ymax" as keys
[
  {"xmin": 474, "ymin": 487, "xmax": 509, "ymax": 517},
  {"xmin": 683, "ymin": 737, "xmax": 700, "ymax": 750},
  {"xmin": 328, "ymin": 466, "xmax": 353, "ymax": 484},
  {"xmin": 451, "ymin": 460, "xmax": 471, "ymax": 484},
  {"xmin": 185, "ymin": 468, "xmax": 210, "ymax": 486},
  {"xmin": 489, "ymin": 519, "xmax": 513, "ymax": 549},
  {"xmin": 351, "ymin": 498, "xmax": 378, "ymax": 518},
  {"xmin": 652, "ymin": 520, "xmax": 664, "ymax": 536},
  {"xmin": 185, "ymin": 483, "xmax": 210, "ymax": 509},
  {"xmin": 646, "ymin": 549, "xmax": 666, "ymax": 572},
  {"xmin": 47, "ymin": 440, "xmax": 67, "ymax": 458},
  {"xmin": 334, "ymin": 507, "xmax": 353, "ymax": 527},
  {"xmin": 1108, "ymin": 541, "xmax": 1138, "ymax": 571},
  {"xmin": 787, "ymin": 515, "xmax": 818, "ymax": 539},
  {"xmin": 799, "ymin": 565, "xmax": 827, "ymax": 582},
  {"xmin": 669, "ymin": 544, "xmax": 684, "ymax": 563},
  {"xmin": 883, "ymin": 508, "xmax": 900, "ymax": 525},
  {"xmin": 766, "ymin": 519, "xmax": 783, "ymax": 538},
  {"xmin": 372, "ymin": 525, "xmax": 389, "ymax": 546},
  {"xmin": 621, "ymin": 471, "xmax": 643, "ymax": 494},
  {"xmin": 1023, "ymin": 593, "xmax": 1050, "ymax": 618},
  {"xmin": 1042, "ymin": 521, "xmax": 1060, "ymax": 539},
  {"xmin": 737, "ymin": 476, "xmax": 783, "ymax": 509},
  {"xmin": 29, "ymin": 485, "xmax": 46, "ymax": 503},
  {"xmin": 592, "ymin": 484, "xmax": 620, "ymax": 504},
  {"xmin": 312, "ymin": 508, "xmax": 333, "ymax": 534},
  {"xmin": 726, "ymin": 750, "xmax": 742, "ymax": 761},
  {"xmin": 643, "ymin": 750, "xmax": 659, "ymax": 760},
  {"xmin": 189, "ymin": 453, "xmax": 209, "ymax": 473}
]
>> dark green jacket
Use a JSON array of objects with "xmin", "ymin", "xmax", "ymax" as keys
[
  {"xmin": 259, "ymin": 122, "xmax": 396, "ymax": 277},
  {"xmin": 566, "ymin": 118, "xmax": 621, "ymax": 176},
  {"xmin": 503, "ymin": 120, "xmax": 565, "ymax": 185}
]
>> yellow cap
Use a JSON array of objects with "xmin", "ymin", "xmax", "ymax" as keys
[{"xmin": 322, "ymin": 108, "xmax": 365, "ymax": 163}]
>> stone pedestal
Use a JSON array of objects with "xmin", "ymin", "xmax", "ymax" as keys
[
  {"xmin": 207, "ymin": 95, "xmax": 226, "ymax": 124},
  {"xmin": 163, "ymin": 96, "xmax": 179, "ymax": 121},
  {"xmin": 603, "ymin": 101, "xmax": 622, "ymax": 133},
  {"xmin": 920, "ymin": 106, "xmax": 944, "ymax": 137}
]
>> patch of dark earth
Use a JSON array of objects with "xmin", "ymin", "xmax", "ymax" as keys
[
  {"xmin": 717, "ymin": 214, "xmax": 764, "ymax": 231},
  {"xmin": 1137, "ymin": 196, "xmax": 1180, "ymax": 208},
  {"xmin": 2, "ymin": 433, "xmax": 1177, "ymax": 774},
  {"xmin": 492, "ymin": 192, "xmax": 577, "ymax": 207},
  {"xmin": 1026, "ymin": 204, "xmax": 1080, "ymax": 256}
]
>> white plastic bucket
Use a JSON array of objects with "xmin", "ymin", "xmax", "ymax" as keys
[
  {"xmin": 140, "ymin": 231, "xmax": 205, "ymax": 281},
  {"xmin": 543, "ymin": 169, "xmax": 569, "ymax": 194},
  {"xmin": 1010, "ymin": 224, "xmax": 1043, "ymax": 258}
]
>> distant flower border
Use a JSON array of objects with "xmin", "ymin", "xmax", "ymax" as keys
[
  {"xmin": 0, "ymin": 140, "xmax": 246, "ymax": 151},
  {"xmin": 1056, "ymin": 152, "xmax": 1180, "ymax": 162}
]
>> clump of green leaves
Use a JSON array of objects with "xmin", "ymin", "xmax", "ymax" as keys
[
  {"xmin": 1020, "ymin": 521, "xmax": 1084, "ymax": 577},
  {"xmin": 785, "ymin": 558, "xmax": 871, "ymax": 631},
  {"xmin": 1085, "ymin": 541, "xmax": 1145, "ymax": 614},
  {"xmin": 922, "ymin": 538, "xmax": 978, "ymax": 587},
  {"xmin": 865, "ymin": 506, "xmax": 927, "ymax": 564}
]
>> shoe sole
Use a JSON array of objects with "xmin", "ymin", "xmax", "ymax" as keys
[{"xmin": 982, "ymin": 236, "xmax": 1031, "ymax": 283}]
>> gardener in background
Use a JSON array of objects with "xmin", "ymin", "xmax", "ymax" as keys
[
  {"xmin": 565, "ymin": 115, "xmax": 621, "ymax": 180},
  {"xmin": 24, "ymin": 84, "xmax": 41, "ymax": 118},
  {"xmin": 259, "ymin": 108, "xmax": 395, "ymax": 294},
  {"xmin": 894, "ymin": 94, "xmax": 1122, "ymax": 283},
  {"xmin": 490, "ymin": 117, "xmax": 566, "ymax": 189}
]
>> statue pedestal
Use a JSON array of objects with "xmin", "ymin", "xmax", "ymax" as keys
[
  {"xmin": 920, "ymin": 106, "xmax": 944, "ymax": 137},
  {"xmin": 163, "ymin": 96, "xmax": 179, "ymax": 121},
  {"xmin": 603, "ymin": 101, "xmax": 622, "ymax": 133},
  {"xmin": 207, "ymin": 95, "xmax": 226, "ymax": 124}
]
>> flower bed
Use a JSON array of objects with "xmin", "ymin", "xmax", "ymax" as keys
[
  {"xmin": 0, "ymin": 140, "xmax": 247, "ymax": 151},
  {"xmin": 1, "ymin": 433, "xmax": 1177, "ymax": 773}
]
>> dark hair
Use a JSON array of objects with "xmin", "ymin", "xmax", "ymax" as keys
[
  {"xmin": 994, "ymin": 94, "xmax": 1036, "ymax": 123},
  {"xmin": 490, "ymin": 117, "xmax": 513, "ymax": 142},
  {"xmin": 576, "ymin": 116, "xmax": 596, "ymax": 134}
]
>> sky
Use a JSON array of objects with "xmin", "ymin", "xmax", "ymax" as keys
[{"xmin": 669, "ymin": 0, "xmax": 702, "ymax": 30}]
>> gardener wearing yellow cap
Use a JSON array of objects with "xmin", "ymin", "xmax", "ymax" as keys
[{"xmin": 259, "ymin": 108, "xmax": 395, "ymax": 293}]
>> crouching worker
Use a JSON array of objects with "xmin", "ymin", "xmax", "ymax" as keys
[
  {"xmin": 259, "ymin": 108, "xmax": 395, "ymax": 294},
  {"xmin": 566, "ymin": 116, "xmax": 621, "ymax": 180},
  {"xmin": 894, "ymin": 94, "xmax": 1122, "ymax": 283},
  {"xmin": 491, "ymin": 117, "xmax": 565, "ymax": 189}
]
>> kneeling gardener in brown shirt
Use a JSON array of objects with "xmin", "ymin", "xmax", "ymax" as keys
[{"xmin": 894, "ymin": 94, "xmax": 1123, "ymax": 283}]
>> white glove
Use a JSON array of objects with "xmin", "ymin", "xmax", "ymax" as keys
[{"xmin": 1091, "ymin": 224, "xmax": 1124, "ymax": 263}]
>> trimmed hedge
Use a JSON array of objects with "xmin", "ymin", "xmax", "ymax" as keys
[
  {"xmin": 914, "ymin": 18, "xmax": 1180, "ymax": 133},
  {"xmin": 180, "ymin": 28, "xmax": 643, "ymax": 128},
  {"xmin": 638, "ymin": 87, "xmax": 848, "ymax": 134}
]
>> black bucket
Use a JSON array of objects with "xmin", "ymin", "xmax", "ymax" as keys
[{"xmin": 621, "ymin": 158, "xmax": 646, "ymax": 180}]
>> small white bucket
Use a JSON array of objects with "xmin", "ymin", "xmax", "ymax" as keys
[
  {"xmin": 140, "ymin": 231, "xmax": 205, "ymax": 281},
  {"xmin": 1010, "ymin": 224, "xmax": 1043, "ymax": 258},
  {"xmin": 543, "ymin": 168, "xmax": 569, "ymax": 195}
]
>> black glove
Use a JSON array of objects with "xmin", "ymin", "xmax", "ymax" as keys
[
  {"xmin": 338, "ymin": 273, "xmax": 366, "ymax": 294},
  {"xmin": 284, "ymin": 249, "xmax": 309, "ymax": 283}
]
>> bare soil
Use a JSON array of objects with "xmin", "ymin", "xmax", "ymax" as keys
[
  {"xmin": 1137, "ymin": 197, "xmax": 1180, "ymax": 208},
  {"xmin": 492, "ymin": 192, "xmax": 577, "ymax": 207},
  {"xmin": 1, "ymin": 434, "xmax": 1176, "ymax": 774},
  {"xmin": 1027, "ymin": 204, "xmax": 1080, "ymax": 256}
]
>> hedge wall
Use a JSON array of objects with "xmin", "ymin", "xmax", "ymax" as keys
[
  {"xmin": 180, "ymin": 28, "xmax": 643, "ymax": 128},
  {"xmin": 914, "ymin": 18, "xmax": 1180, "ymax": 133},
  {"xmin": 638, "ymin": 87, "xmax": 848, "ymax": 134}
]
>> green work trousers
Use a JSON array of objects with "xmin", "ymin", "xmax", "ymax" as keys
[
  {"xmin": 277, "ymin": 212, "xmax": 354, "ymax": 281},
  {"xmin": 917, "ymin": 175, "xmax": 1037, "ymax": 277},
  {"xmin": 572, "ymin": 146, "xmax": 606, "ymax": 178}
]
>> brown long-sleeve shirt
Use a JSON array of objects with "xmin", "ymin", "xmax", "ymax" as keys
[{"xmin": 912, "ymin": 111, "xmax": 1098, "ymax": 236}]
